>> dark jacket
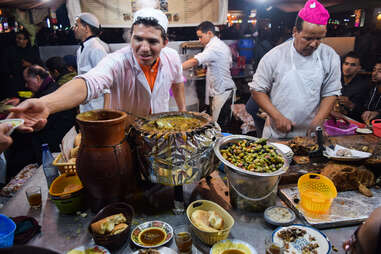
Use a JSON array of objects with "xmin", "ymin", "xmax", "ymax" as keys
[
  {"xmin": 352, "ymin": 85, "xmax": 381, "ymax": 121},
  {"xmin": 341, "ymin": 75, "xmax": 371, "ymax": 121}
]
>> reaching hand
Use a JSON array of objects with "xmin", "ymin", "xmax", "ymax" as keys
[
  {"xmin": 7, "ymin": 99, "xmax": 50, "ymax": 132},
  {"xmin": 273, "ymin": 114, "xmax": 293, "ymax": 133},
  {"xmin": 362, "ymin": 111, "xmax": 379, "ymax": 125},
  {"xmin": 0, "ymin": 123, "xmax": 13, "ymax": 153}
]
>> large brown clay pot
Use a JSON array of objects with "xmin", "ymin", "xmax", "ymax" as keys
[{"xmin": 76, "ymin": 109, "xmax": 136, "ymax": 212}]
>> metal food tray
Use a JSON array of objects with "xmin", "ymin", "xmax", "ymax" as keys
[{"xmin": 279, "ymin": 185, "xmax": 381, "ymax": 229}]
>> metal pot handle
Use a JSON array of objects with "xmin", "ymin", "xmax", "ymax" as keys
[{"xmin": 228, "ymin": 176, "xmax": 280, "ymax": 202}]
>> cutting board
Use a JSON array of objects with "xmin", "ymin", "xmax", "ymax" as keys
[{"xmin": 279, "ymin": 185, "xmax": 381, "ymax": 229}]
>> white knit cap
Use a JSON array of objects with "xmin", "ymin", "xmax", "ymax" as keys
[
  {"xmin": 133, "ymin": 8, "xmax": 168, "ymax": 32},
  {"xmin": 77, "ymin": 12, "xmax": 100, "ymax": 28}
]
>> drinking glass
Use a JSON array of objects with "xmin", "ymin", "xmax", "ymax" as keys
[{"xmin": 25, "ymin": 186, "xmax": 42, "ymax": 208}]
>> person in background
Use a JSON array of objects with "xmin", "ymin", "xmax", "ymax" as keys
[
  {"xmin": 6, "ymin": 66, "xmax": 76, "ymax": 179},
  {"xmin": 359, "ymin": 60, "xmax": 381, "ymax": 124},
  {"xmin": 63, "ymin": 55, "xmax": 78, "ymax": 73},
  {"xmin": 332, "ymin": 51, "xmax": 370, "ymax": 122},
  {"xmin": 182, "ymin": 21, "xmax": 236, "ymax": 129},
  {"xmin": 8, "ymin": 8, "xmax": 185, "ymax": 133},
  {"xmin": 22, "ymin": 65, "xmax": 76, "ymax": 156},
  {"xmin": 73, "ymin": 13, "xmax": 110, "ymax": 112},
  {"xmin": 250, "ymin": 0, "xmax": 341, "ymax": 138},
  {"xmin": 45, "ymin": 56, "xmax": 77, "ymax": 86},
  {"xmin": 0, "ymin": 30, "xmax": 42, "ymax": 99}
]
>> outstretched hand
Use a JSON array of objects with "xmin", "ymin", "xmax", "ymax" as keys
[{"xmin": 7, "ymin": 98, "xmax": 50, "ymax": 132}]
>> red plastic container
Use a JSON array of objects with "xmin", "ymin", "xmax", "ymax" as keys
[
  {"xmin": 323, "ymin": 119, "xmax": 357, "ymax": 136},
  {"xmin": 372, "ymin": 119, "xmax": 381, "ymax": 137}
]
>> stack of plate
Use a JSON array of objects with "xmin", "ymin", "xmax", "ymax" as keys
[{"xmin": 271, "ymin": 143, "xmax": 294, "ymax": 164}]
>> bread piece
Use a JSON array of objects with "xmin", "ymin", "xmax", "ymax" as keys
[
  {"xmin": 111, "ymin": 213, "xmax": 127, "ymax": 224},
  {"xmin": 208, "ymin": 210, "xmax": 224, "ymax": 230},
  {"xmin": 111, "ymin": 223, "xmax": 128, "ymax": 235},
  {"xmin": 91, "ymin": 213, "xmax": 127, "ymax": 234},
  {"xmin": 293, "ymin": 156, "xmax": 310, "ymax": 165},
  {"xmin": 70, "ymin": 146, "xmax": 79, "ymax": 159},
  {"xmin": 74, "ymin": 133, "xmax": 81, "ymax": 147},
  {"xmin": 321, "ymin": 162, "xmax": 375, "ymax": 192},
  {"xmin": 357, "ymin": 166, "xmax": 375, "ymax": 187},
  {"xmin": 191, "ymin": 210, "xmax": 218, "ymax": 233},
  {"xmin": 358, "ymin": 183, "xmax": 373, "ymax": 197},
  {"xmin": 91, "ymin": 217, "xmax": 115, "ymax": 234}
]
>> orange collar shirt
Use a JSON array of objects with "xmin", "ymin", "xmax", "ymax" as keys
[{"xmin": 139, "ymin": 58, "xmax": 160, "ymax": 92}]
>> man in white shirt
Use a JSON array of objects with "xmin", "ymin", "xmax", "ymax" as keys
[
  {"xmin": 73, "ymin": 12, "xmax": 110, "ymax": 112},
  {"xmin": 250, "ymin": 0, "xmax": 341, "ymax": 138},
  {"xmin": 8, "ymin": 8, "xmax": 185, "ymax": 131},
  {"xmin": 183, "ymin": 21, "xmax": 235, "ymax": 128}
]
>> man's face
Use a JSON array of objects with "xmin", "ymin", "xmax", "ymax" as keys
[
  {"xmin": 73, "ymin": 19, "xmax": 87, "ymax": 41},
  {"xmin": 23, "ymin": 69, "xmax": 42, "ymax": 93},
  {"xmin": 197, "ymin": 30, "xmax": 213, "ymax": 47},
  {"xmin": 131, "ymin": 24, "xmax": 167, "ymax": 66},
  {"xmin": 293, "ymin": 21, "xmax": 327, "ymax": 56},
  {"xmin": 16, "ymin": 34, "xmax": 28, "ymax": 48},
  {"xmin": 372, "ymin": 63, "xmax": 381, "ymax": 84},
  {"xmin": 342, "ymin": 57, "xmax": 361, "ymax": 78}
]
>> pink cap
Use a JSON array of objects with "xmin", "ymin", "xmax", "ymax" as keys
[{"xmin": 298, "ymin": 0, "xmax": 330, "ymax": 26}]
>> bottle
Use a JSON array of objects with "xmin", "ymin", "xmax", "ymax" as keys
[{"xmin": 42, "ymin": 144, "xmax": 59, "ymax": 188}]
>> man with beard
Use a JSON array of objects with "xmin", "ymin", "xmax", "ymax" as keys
[
  {"xmin": 249, "ymin": 0, "xmax": 341, "ymax": 138},
  {"xmin": 8, "ymin": 7, "xmax": 185, "ymax": 132}
]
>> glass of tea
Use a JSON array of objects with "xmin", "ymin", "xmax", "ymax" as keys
[
  {"xmin": 25, "ymin": 186, "xmax": 42, "ymax": 208},
  {"xmin": 174, "ymin": 224, "xmax": 192, "ymax": 254}
]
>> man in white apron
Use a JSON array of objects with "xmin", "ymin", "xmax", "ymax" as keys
[
  {"xmin": 8, "ymin": 8, "xmax": 185, "ymax": 131},
  {"xmin": 250, "ymin": 0, "xmax": 341, "ymax": 138},
  {"xmin": 73, "ymin": 13, "xmax": 110, "ymax": 112},
  {"xmin": 182, "ymin": 21, "xmax": 236, "ymax": 128}
]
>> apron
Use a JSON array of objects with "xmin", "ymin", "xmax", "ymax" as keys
[{"xmin": 262, "ymin": 41, "xmax": 325, "ymax": 139}]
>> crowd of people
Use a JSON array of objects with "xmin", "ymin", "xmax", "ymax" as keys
[{"xmin": 0, "ymin": 1, "xmax": 380, "ymax": 252}]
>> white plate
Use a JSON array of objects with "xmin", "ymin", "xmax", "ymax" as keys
[
  {"xmin": 356, "ymin": 128, "xmax": 373, "ymax": 134},
  {"xmin": 210, "ymin": 239, "xmax": 257, "ymax": 254},
  {"xmin": 132, "ymin": 247, "xmax": 177, "ymax": 254},
  {"xmin": 0, "ymin": 118, "xmax": 24, "ymax": 135},
  {"xmin": 323, "ymin": 144, "xmax": 372, "ymax": 161},
  {"xmin": 67, "ymin": 245, "xmax": 110, "ymax": 254},
  {"xmin": 272, "ymin": 224, "xmax": 331, "ymax": 254},
  {"xmin": 264, "ymin": 206, "xmax": 296, "ymax": 226}
]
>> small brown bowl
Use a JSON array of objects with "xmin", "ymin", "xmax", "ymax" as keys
[{"xmin": 88, "ymin": 202, "xmax": 134, "ymax": 251}]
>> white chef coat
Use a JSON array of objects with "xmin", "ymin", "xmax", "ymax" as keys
[
  {"xmin": 249, "ymin": 39, "xmax": 342, "ymax": 138},
  {"xmin": 76, "ymin": 37, "xmax": 110, "ymax": 112},
  {"xmin": 76, "ymin": 46, "xmax": 183, "ymax": 121},
  {"xmin": 194, "ymin": 36, "xmax": 236, "ymax": 103}
]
